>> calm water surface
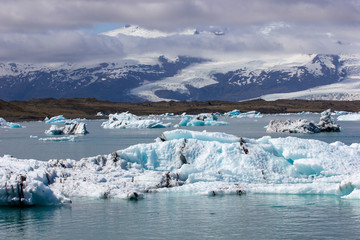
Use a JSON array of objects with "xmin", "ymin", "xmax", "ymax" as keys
[
  {"xmin": 1, "ymin": 114, "xmax": 360, "ymax": 239},
  {"xmin": 1, "ymin": 194, "xmax": 360, "ymax": 240}
]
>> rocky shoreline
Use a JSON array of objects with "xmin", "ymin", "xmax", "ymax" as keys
[{"xmin": 1, "ymin": 97, "xmax": 360, "ymax": 122}]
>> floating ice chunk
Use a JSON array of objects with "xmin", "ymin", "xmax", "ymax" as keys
[
  {"xmin": 337, "ymin": 113, "xmax": 360, "ymax": 121},
  {"xmin": 224, "ymin": 110, "xmax": 263, "ymax": 118},
  {"xmin": 62, "ymin": 122, "xmax": 88, "ymax": 134},
  {"xmin": 45, "ymin": 115, "xmax": 67, "ymax": 124},
  {"xmin": 101, "ymin": 112, "xmax": 171, "ymax": 129},
  {"xmin": 45, "ymin": 122, "xmax": 88, "ymax": 135},
  {"xmin": 224, "ymin": 109, "xmax": 241, "ymax": 116},
  {"xmin": 266, "ymin": 119, "xmax": 320, "ymax": 133},
  {"xmin": 96, "ymin": 112, "xmax": 107, "ymax": 117},
  {"xmin": 0, "ymin": 117, "xmax": 23, "ymax": 128},
  {"xmin": 39, "ymin": 136, "xmax": 76, "ymax": 142},
  {"xmin": 266, "ymin": 109, "xmax": 340, "ymax": 133},
  {"xmin": 179, "ymin": 113, "xmax": 228, "ymax": 127}
]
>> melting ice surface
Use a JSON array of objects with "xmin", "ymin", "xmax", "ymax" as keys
[{"xmin": 1, "ymin": 128, "xmax": 360, "ymax": 206}]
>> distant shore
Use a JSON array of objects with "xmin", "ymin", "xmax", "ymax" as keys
[{"xmin": 1, "ymin": 97, "xmax": 360, "ymax": 122}]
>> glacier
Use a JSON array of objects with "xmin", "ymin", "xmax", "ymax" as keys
[{"xmin": 1, "ymin": 129, "xmax": 360, "ymax": 206}]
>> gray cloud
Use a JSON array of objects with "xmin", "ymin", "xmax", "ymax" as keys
[
  {"xmin": 0, "ymin": 0, "xmax": 358, "ymax": 63},
  {"xmin": 0, "ymin": 31, "xmax": 124, "ymax": 63},
  {"xmin": 0, "ymin": 0, "xmax": 359, "ymax": 33}
]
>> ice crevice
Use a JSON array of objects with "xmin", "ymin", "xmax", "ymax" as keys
[{"xmin": 1, "ymin": 129, "xmax": 360, "ymax": 206}]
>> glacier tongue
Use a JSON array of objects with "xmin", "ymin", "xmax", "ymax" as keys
[{"xmin": 1, "ymin": 129, "xmax": 360, "ymax": 206}]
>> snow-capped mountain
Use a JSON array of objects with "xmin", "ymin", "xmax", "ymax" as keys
[{"xmin": 0, "ymin": 54, "xmax": 358, "ymax": 102}]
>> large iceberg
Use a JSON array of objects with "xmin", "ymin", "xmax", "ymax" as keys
[
  {"xmin": 266, "ymin": 109, "xmax": 340, "ymax": 133},
  {"xmin": 102, "ymin": 112, "xmax": 171, "ymax": 129},
  {"xmin": 1, "ymin": 129, "xmax": 360, "ymax": 206},
  {"xmin": 179, "ymin": 113, "xmax": 229, "ymax": 127}
]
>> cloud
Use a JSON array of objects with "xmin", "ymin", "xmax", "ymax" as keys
[
  {"xmin": 0, "ymin": 0, "xmax": 358, "ymax": 63},
  {"xmin": 0, "ymin": 31, "xmax": 124, "ymax": 63},
  {"xmin": 0, "ymin": 0, "xmax": 359, "ymax": 33}
]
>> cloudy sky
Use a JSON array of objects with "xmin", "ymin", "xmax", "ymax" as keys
[{"xmin": 0, "ymin": 0, "xmax": 359, "ymax": 63}]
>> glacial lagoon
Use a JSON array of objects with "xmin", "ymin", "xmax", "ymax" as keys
[{"xmin": 1, "ymin": 113, "xmax": 360, "ymax": 239}]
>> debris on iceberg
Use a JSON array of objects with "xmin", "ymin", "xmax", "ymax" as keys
[
  {"xmin": 266, "ymin": 109, "xmax": 340, "ymax": 133},
  {"xmin": 337, "ymin": 113, "xmax": 360, "ymax": 121},
  {"xmin": 2, "ymin": 129, "xmax": 360, "ymax": 206},
  {"xmin": 0, "ymin": 117, "xmax": 23, "ymax": 128},
  {"xmin": 224, "ymin": 110, "xmax": 263, "ymax": 118},
  {"xmin": 179, "ymin": 113, "xmax": 229, "ymax": 127},
  {"xmin": 45, "ymin": 122, "xmax": 88, "ymax": 135},
  {"xmin": 101, "ymin": 112, "xmax": 171, "ymax": 129}
]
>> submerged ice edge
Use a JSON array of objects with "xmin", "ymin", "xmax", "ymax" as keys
[{"xmin": 1, "ymin": 129, "xmax": 360, "ymax": 206}]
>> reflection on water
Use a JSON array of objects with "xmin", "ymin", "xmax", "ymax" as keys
[{"xmin": 1, "ymin": 194, "xmax": 360, "ymax": 239}]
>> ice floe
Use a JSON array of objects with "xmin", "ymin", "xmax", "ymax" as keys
[
  {"xmin": 2, "ymin": 129, "xmax": 360, "ymax": 206},
  {"xmin": 101, "ymin": 112, "xmax": 171, "ymax": 129},
  {"xmin": 45, "ymin": 115, "xmax": 68, "ymax": 124},
  {"xmin": 179, "ymin": 113, "xmax": 229, "ymax": 127},
  {"xmin": 0, "ymin": 117, "xmax": 22, "ymax": 128},
  {"xmin": 224, "ymin": 110, "xmax": 263, "ymax": 118},
  {"xmin": 266, "ymin": 109, "xmax": 340, "ymax": 133},
  {"xmin": 337, "ymin": 113, "xmax": 360, "ymax": 121},
  {"xmin": 38, "ymin": 136, "xmax": 77, "ymax": 142},
  {"xmin": 45, "ymin": 122, "xmax": 88, "ymax": 135}
]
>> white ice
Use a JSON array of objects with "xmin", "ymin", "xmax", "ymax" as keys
[
  {"xmin": 179, "ymin": 113, "xmax": 229, "ymax": 127},
  {"xmin": 224, "ymin": 110, "xmax": 263, "ymax": 118},
  {"xmin": 2, "ymin": 129, "xmax": 360, "ymax": 206},
  {"xmin": 337, "ymin": 113, "xmax": 360, "ymax": 121},
  {"xmin": 0, "ymin": 117, "xmax": 22, "ymax": 128},
  {"xmin": 266, "ymin": 109, "xmax": 340, "ymax": 133},
  {"xmin": 101, "ymin": 112, "xmax": 171, "ymax": 129},
  {"xmin": 45, "ymin": 122, "xmax": 88, "ymax": 135}
]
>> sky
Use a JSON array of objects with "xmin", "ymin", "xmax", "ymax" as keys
[{"xmin": 0, "ymin": 0, "xmax": 359, "ymax": 63}]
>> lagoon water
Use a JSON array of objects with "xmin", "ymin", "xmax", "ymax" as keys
[{"xmin": 1, "ymin": 113, "xmax": 360, "ymax": 239}]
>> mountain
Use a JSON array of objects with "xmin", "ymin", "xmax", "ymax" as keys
[
  {"xmin": 0, "ymin": 56, "xmax": 207, "ymax": 101},
  {"xmin": 0, "ymin": 54, "xmax": 358, "ymax": 102}
]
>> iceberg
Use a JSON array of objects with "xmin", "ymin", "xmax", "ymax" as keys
[
  {"xmin": 266, "ymin": 109, "xmax": 340, "ymax": 133},
  {"xmin": 101, "ymin": 112, "xmax": 171, "ymax": 129},
  {"xmin": 224, "ymin": 110, "xmax": 263, "ymax": 118},
  {"xmin": 179, "ymin": 113, "xmax": 229, "ymax": 127},
  {"xmin": 45, "ymin": 122, "xmax": 88, "ymax": 135},
  {"xmin": 45, "ymin": 115, "xmax": 68, "ymax": 124},
  {"xmin": 2, "ymin": 129, "xmax": 360, "ymax": 205},
  {"xmin": 0, "ymin": 117, "xmax": 22, "ymax": 128},
  {"xmin": 337, "ymin": 113, "xmax": 360, "ymax": 121},
  {"xmin": 96, "ymin": 112, "xmax": 107, "ymax": 117}
]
